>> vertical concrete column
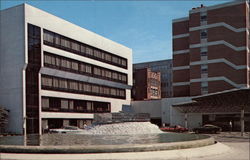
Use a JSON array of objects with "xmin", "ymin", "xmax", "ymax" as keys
[
  {"xmin": 241, "ymin": 106, "xmax": 245, "ymax": 136},
  {"xmin": 184, "ymin": 113, "xmax": 188, "ymax": 128}
]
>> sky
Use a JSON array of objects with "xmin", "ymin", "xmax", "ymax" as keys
[{"xmin": 1, "ymin": 0, "xmax": 230, "ymax": 63}]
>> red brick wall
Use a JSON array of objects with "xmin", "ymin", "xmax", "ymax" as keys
[
  {"xmin": 208, "ymin": 63, "xmax": 247, "ymax": 84},
  {"xmin": 207, "ymin": 3, "xmax": 247, "ymax": 28},
  {"xmin": 173, "ymin": 85, "xmax": 190, "ymax": 97},
  {"xmin": 190, "ymin": 65, "xmax": 201, "ymax": 79},
  {"xmin": 173, "ymin": 54, "xmax": 190, "ymax": 67},
  {"xmin": 173, "ymin": 69, "xmax": 190, "ymax": 82},
  {"xmin": 173, "ymin": 20, "xmax": 189, "ymax": 35},
  {"xmin": 208, "ymin": 45, "xmax": 247, "ymax": 65},
  {"xmin": 208, "ymin": 80, "xmax": 235, "ymax": 93},
  {"xmin": 208, "ymin": 27, "xmax": 246, "ymax": 47},
  {"xmin": 190, "ymin": 82, "xmax": 201, "ymax": 96},
  {"xmin": 173, "ymin": 37, "xmax": 189, "ymax": 51},
  {"xmin": 189, "ymin": 12, "xmax": 200, "ymax": 28},
  {"xmin": 190, "ymin": 48, "xmax": 201, "ymax": 62},
  {"xmin": 189, "ymin": 30, "xmax": 200, "ymax": 44}
]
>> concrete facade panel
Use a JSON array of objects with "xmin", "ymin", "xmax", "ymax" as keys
[{"xmin": 0, "ymin": 5, "xmax": 25, "ymax": 134}]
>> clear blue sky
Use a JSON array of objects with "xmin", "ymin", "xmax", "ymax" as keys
[{"xmin": 1, "ymin": 0, "xmax": 230, "ymax": 63}]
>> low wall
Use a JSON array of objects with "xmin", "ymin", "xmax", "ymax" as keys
[{"xmin": 0, "ymin": 136, "xmax": 215, "ymax": 153}]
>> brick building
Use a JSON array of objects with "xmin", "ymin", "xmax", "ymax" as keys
[
  {"xmin": 172, "ymin": 1, "xmax": 250, "ymax": 97},
  {"xmin": 132, "ymin": 68, "xmax": 161, "ymax": 100},
  {"xmin": 133, "ymin": 60, "xmax": 173, "ymax": 98}
]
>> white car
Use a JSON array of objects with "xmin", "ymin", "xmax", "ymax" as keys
[{"xmin": 49, "ymin": 126, "xmax": 84, "ymax": 134}]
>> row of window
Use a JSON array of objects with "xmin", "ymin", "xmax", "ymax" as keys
[
  {"xmin": 41, "ymin": 75, "xmax": 126, "ymax": 99},
  {"xmin": 42, "ymin": 97, "xmax": 110, "ymax": 113},
  {"xmin": 44, "ymin": 52, "xmax": 127, "ymax": 84},
  {"xmin": 150, "ymin": 88, "xmax": 160, "ymax": 97},
  {"xmin": 43, "ymin": 29, "xmax": 127, "ymax": 69}
]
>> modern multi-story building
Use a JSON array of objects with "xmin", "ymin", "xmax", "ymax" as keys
[
  {"xmin": 133, "ymin": 60, "xmax": 173, "ymax": 98},
  {"xmin": 0, "ymin": 4, "xmax": 132, "ymax": 134},
  {"xmin": 132, "ymin": 68, "xmax": 161, "ymax": 100},
  {"xmin": 172, "ymin": 0, "xmax": 249, "ymax": 97}
]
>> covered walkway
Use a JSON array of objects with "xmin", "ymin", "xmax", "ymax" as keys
[{"xmin": 173, "ymin": 88, "xmax": 250, "ymax": 135}]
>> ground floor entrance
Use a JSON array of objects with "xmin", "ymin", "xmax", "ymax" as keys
[
  {"xmin": 202, "ymin": 113, "xmax": 250, "ymax": 131},
  {"xmin": 42, "ymin": 118, "xmax": 93, "ymax": 133}
]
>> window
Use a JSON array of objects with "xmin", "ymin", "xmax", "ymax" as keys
[
  {"xmin": 80, "ymin": 45, "xmax": 86, "ymax": 53},
  {"xmin": 94, "ymin": 68, "xmax": 101, "ymax": 76},
  {"xmin": 92, "ymin": 86, "xmax": 99, "ymax": 93},
  {"xmin": 121, "ymin": 59, "xmax": 126, "ymax": 66},
  {"xmin": 59, "ymin": 79, "xmax": 68, "ymax": 89},
  {"xmin": 53, "ymin": 78, "xmax": 59, "ymax": 88},
  {"xmin": 94, "ymin": 50, "xmax": 102, "ymax": 59},
  {"xmin": 69, "ymin": 81, "xmax": 78, "ymax": 90},
  {"xmin": 106, "ymin": 70, "xmax": 112, "ymax": 79},
  {"xmin": 44, "ymin": 54, "xmax": 52, "ymax": 65},
  {"xmin": 66, "ymin": 60, "xmax": 71, "ymax": 69},
  {"xmin": 43, "ymin": 29, "xmax": 128, "ymax": 69},
  {"xmin": 42, "ymin": 98, "xmax": 49, "ymax": 109},
  {"xmin": 43, "ymin": 31, "xmax": 54, "ymax": 43},
  {"xmin": 105, "ymin": 54, "xmax": 112, "ymax": 62},
  {"xmin": 104, "ymin": 87, "xmax": 110, "ymax": 95},
  {"xmin": 54, "ymin": 35, "xmax": 61, "ymax": 45},
  {"xmin": 78, "ymin": 83, "xmax": 83, "ymax": 91},
  {"xmin": 201, "ymin": 64, "xmax": 208, "ymax": 74},
  {"xmin": 86, "ymin": 65, "xmax": 92, "ymax": 74},
  {"xmin": 61, "ymin": 100, "xmax": 69, "ymax": 110},
  {"xmin": 200, "ymin": 29, "xmax": 207, "ymax": 39},
  {"xmin": 61, "ymin": 37, "xmax": 71, "ymax": 48},
  {"xmin": 71, "ymin": 42, "xmax": 80, "ymax": 52},
  {"xmin": 119, "ymin": 90, "xmax": 125, "ymax": 97},
  {"xmin": 55, "ymin": 57, "xmax": 60, "ymax": 67},
  {"xmin": 201, "ymin": 81, "xmax": 208, "ymax": 93},
  {"xmin": 112, "ymin": 72, "xmax": 118, "ymax": 79},
  {"xmin": 83, "ymin": 84, "xmax": 91, "ymax": 92},
  {"xmin": 112, "ymin": 56, "xmax": 118, "ymax": 64},
  {"xmin": 110, "ymin": 88, "xmax": 116, "ymax": 96},
  {"xmin": 42, "ymin": 77, "xmax": 53, "ymax": 87},
  {"xmin": 200, "ymin": 47, "xmax": 208, "ymax": 56},
  {"xmin": 86, "ymin": 47, "xmax": 93, "ymax": 56},
  {"xmin": 71, "ymin": 61, "xmax": 79, "ymax": 71},
  {"xmin": 200, "ymin": 15, "xmax": 207, "ymax": 21}
]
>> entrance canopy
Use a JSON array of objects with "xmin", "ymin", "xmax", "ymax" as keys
[{"xmin": 173, "ymin": 88, "xmax": 250, "ymax": 113}]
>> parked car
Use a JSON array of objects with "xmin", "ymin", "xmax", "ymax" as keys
[
  {"xmin": 49, "ymin": 126, "xmax": 84, "ymax": 134},
  {"xmin": 193, "ymin": 124, "xmax": 222, "ymax": 134},
  {"xmin": 160, "ymin": 125, "xmax": 188, "ymax": 133}
]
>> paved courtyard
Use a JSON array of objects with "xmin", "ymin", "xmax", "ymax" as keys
[{"xmin": 189, "ymin": 132, "xmax": 250, "ymax": 160}]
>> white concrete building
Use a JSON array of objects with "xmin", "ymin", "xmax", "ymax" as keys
[
  {"xmin": 132, "ymin": 97, "xmax": 202, "ymax": 129},
  {"xmin": 0, "ymin": 4, "xmax": 132, "ymax": 134}
]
